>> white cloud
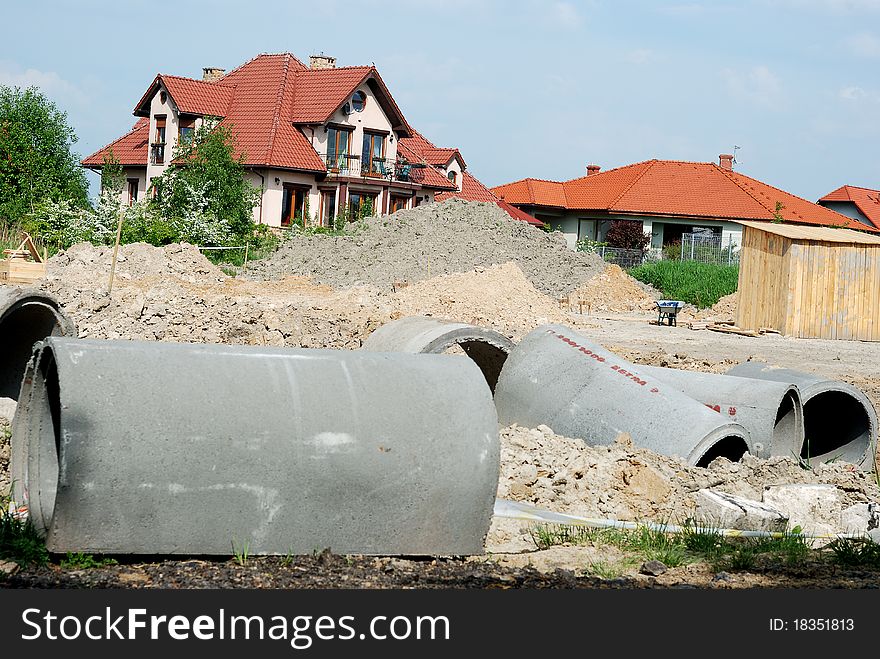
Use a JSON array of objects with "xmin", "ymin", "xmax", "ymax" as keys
[
  {"xmin": 546, "ymin": 2, "xmax": 584, "ymax": 29},
  {"xmin": 847, "ymin": 32, "xmax": 880, "ymax": 57},
  {"xmin": 626, "ymin": 49, "xmax": 655, "ymax": 64},
  {"xmin": 722, "ymin": 65, "xmax": 784, "ymax": 109},
  {"xmin": 839, "ymin": 85, "xmax": 867, "ymax": 99},
  {"xmin": 0, "ymin": 61, "xmax": 87, "ymax": 106}
]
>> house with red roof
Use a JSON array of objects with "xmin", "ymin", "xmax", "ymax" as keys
[
  {"xmin": 818, "ymin": 185, "xmax": 880, "ymax": 231},
  {"xmin": 491, "ymin": 155, "xmax": 871, "ymax": 250},
  {"xmin": 83, "ymin": 53, "xmax": 515, "ymax": 228}
]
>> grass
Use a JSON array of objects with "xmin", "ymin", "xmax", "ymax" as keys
[
  {"xmin": 629, "ymin": 260, "xmax": 739, "ymax": 308},
  {"xmin": 528, "ymin": 521, "xmax": 833, "ymax": 574},
  {"xmin": 59, "ymin": 552, "xmax": 118, "ymax": 569},
  {"xmin": 231, "ymin": 540, "xmax": 250, "ymax": 566},
  {"xmin": 0, "ymin": 509, "xmax": 50, "ymax": 567}
]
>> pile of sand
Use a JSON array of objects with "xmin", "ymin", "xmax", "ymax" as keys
[{"xmin": 569, "ymin": 264, "xmax": 658, "ymax": 313}]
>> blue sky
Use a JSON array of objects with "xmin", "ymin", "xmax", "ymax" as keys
[{"xmin": 3, "ymin": 0, "xmax": 878, "ymax": 200}]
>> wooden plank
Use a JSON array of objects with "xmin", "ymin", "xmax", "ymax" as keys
[
  {"xmin": 869, "ymin": 247, "xmax": 880, "ymax": 341},
  {"xmin": 707, "ymin": 324, "xmax": 760, "ymax": 337}
]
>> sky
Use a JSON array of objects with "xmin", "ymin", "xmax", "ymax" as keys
[{"xmin": 2, "ymin": 0, "xmax": 878, "ymax": 201}]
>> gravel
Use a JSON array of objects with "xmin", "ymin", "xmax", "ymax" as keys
[{"xmin": 245, "ymin": 198, "xmax": 607, "ymax": 297}]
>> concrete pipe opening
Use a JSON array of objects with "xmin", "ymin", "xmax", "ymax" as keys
[
  {"xmin": 26, "ymin": 346, "xmax": 62, "ymax": 535},
  {"xmin": 0, "ymin": 289, "xmax": 76, "ymax": 401},
  {"xmin": 694, "ymin": 435, "xmax": 750, "ymax": 468},
  {"xmin": 801, "ymin": 390, "xmax": 871, "ymax": 464},
  {"xmin": 362, "ymin": 316, "xmax": 515, "ymax": 392},
  {"xmin": 726, "ymin": 363, "xmax": 877, "ymax": 470}
]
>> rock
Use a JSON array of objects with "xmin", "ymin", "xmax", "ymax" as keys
[
  {"xmin": 712, "ymin": 571, "xmax": 732, "ymax": 582},
  {"xmin": 695, "ymin": 489, "xmax": 788, "ymax": 532},
  {"xmin": 0, "ymin": 397, "xmax": 16, "ymax": 421},
  {"xmin": 841, "ymin": 503, "xmax": 879, "ymax": 534},
  {"xmin": 868, "ymin": 528, "xmax": 880, "ymax": 545},
  {"xmin": 640, "ymin": 560, "xmax": 667, "ymax": 576},
  {"xmin": 0, "ymin": 560, "xmax": 20, "ymax": 576},
  {"xmin": 762, "ymin": 484, "xmax": 843, "ymax": 538}
]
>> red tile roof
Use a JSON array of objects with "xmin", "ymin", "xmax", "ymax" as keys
[
  {"xmin": 86, "ymin": 53, "xmax": 413, "ymax": 174},
  {"xmin": 82, "ymin": 118, "xmax": 149, "ymax": 167},
  {"xmin": 491, "ymin": 160, "xmax": 875, "ymax": 232},
  {"xmin": 497, "ymin": 200, "xmax": 544, "ymax": 226},
  {"xmin": 436, "ymin": 171, "xmax": 496, "ymax": 202},
  {"xmin": 396, "ymin": 141, "xmax": 458, "ymax": 190},
  {"xmin": 819, "ymin": 185, "xmax": 880, "ymax": 229}
]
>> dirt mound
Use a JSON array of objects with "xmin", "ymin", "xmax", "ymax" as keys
[
  {"xmin": 390, "ymin": 262, "xmax": 575, "ymax": 339},
  {"xmin": 48, "ymin": 242, "xmax": 226, "ymax": 288},
  {"xmin": 488, "ymin": 424, "xmax": 880, "ymax": 553},
  {"xmin": 569, "ymin": 264, "xmax": 658, "ymax": 313},
  {"xmin": 245, "ymin": 199, "xmax": 607, "ymax": 297},
  {"xmin": 691, "ymin": 292, "xmax": 738, "ymax": 322}
]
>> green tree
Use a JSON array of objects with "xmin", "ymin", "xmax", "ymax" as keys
[
  {"xmin": 0, "ymin": 86, "xmax": 90, "ymax": 224},
  {"xmin": 150, "ymin": 120, "xmax": 259, "ymax": 244},
  {"xmin": 100, "ymin": 149, "xmax": 125, "ymax": 198}
]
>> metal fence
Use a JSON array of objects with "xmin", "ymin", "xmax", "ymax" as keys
[
  {"xmin": 595, "ymin": 246, "xmax": 647, "ymax": 269},
  {"xmin": 679, "ymin": 233, "xmax": 740, "ymax": 266}
]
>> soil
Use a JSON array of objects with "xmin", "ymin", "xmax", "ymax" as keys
[
  {"xmin": 3, "ymin": 200, "xmax": 880, "ymax": 589},
  {"xmin": 244, "ymin": 199, "xmax": 608, "ymax": 298}
]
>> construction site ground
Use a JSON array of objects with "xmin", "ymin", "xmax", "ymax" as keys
[{"xmin": 2, "ymin": 200, "xmax": 879, "ymax": 589}]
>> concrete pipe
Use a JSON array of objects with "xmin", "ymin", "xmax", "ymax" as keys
[
  {"xmin": 362, "ymin": 316, "xmax": 515, "ymax": 392},
  {"xmin": 11, "ymin": 337, "xmax": 499, "ymax": 556},
  {"xmin": 493, "ymin": 325, "xmax": 750, "ymax": 467},
  {"xmin": 638, "ymin": 366, "xmax": 804, "ymax": 460},
  {"xmin": 0, "ymin": 288, "xmax": 76, "ymax": 401},
  {"xmin": 726, "ymin": 363, "xmax": 877, "ymax": 470}
]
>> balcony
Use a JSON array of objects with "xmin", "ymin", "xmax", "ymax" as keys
[
  {"xmin": 150, "ymin": 142, "xmax": 166, "ymax": 165},
  {"xmin": 319, "ymin": 154, "xmax": 425, "ymax": 183}
]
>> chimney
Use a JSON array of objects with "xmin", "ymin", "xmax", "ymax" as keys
[
  {"xmin": 586, "ymin": 164, "xmax": 601, "ymax": 176},
  {"xmin": 202, "ymin": 67, "xmax": 225, "ymax": 82},
  {"xmin": 309, "ymin": 54, "xmax": 337, "ymax": 70},
  {"xmin": 719, "ymin": 154, "xmax": 734, "ymax": 170}
]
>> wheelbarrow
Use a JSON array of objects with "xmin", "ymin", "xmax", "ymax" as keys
[{"xmin": 655, "ymin": 300, "xmax": 685, "ymax": 326}]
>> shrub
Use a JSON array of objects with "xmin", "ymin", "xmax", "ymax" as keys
[
  {"xmin": 629, "ymin": 260, "xmax": 738, "ymax": 308},
  {"xmin": 605, "ymin": 220, "xmax": 649, "ymax": 251}
]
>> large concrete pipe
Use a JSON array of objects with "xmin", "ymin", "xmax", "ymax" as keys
[
  {"xmin": 0, "ymin": 288, "xmax": 75, "ymax": 401},
  {"xmin": 11, "ymin": 337, "xmax": 499, "ymax": 555},
  {"xmin": 362, "ymin": 316, "xmax": 515, "ymax": 392},
  {"xmin": 637, "ymin": 366, "xmax": 803, "ymax": 460},
  {"xmin": 726, "ymin": 363, "xmax": 877, "ymax": 470},
  {"xmin": 493, "ymin": 325, "xmax": 750, "ymax": 467}
]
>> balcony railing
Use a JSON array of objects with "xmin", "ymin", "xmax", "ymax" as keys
[
  {"xmin": 319, "ymin": 154, "xmax": 425, "ymax": 183},
  {"xmin": 150, "ymin": 142, "xmax": 166, "ymax": 165}
]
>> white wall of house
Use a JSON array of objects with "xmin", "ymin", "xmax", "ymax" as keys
[
  {"xmin": 819, "ymin": 201, "xmax": 871, "ymax": 227},
  {"xmin": 442, "ymin": 158, "xmax": 463, "ymax": 191},
  {"xmin": 310, "ymin": 80, "xmax": 399, "ymax": 167},
  {"xmin": 118, "ymin": 167, "xmax": 147, "ymax": 206},
  {"xmin": 253, "ymin": 170, "xmax": 320, "ymax": 228},
  {"xmin": 146, "ymin": 84, "xmax": 180, "ymax": 186}
]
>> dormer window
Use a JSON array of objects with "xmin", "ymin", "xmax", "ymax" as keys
[
  {"xmin": 447, "ymin": 171, "xmax": 458, "ymax": 185},
  {"xmin": 351, "ymin": 91, "xmax": 366, "ymax": 112}
]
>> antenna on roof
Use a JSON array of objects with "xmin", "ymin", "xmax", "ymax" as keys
[{"xmin": 733, "ymin": 145, "xmax": 741, "ymax": 166}]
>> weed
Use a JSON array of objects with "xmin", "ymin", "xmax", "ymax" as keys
[
  {"xmin": 586, "ymin": 561, "xmax": 626, "ymax": 579},
  {"xmin": 231, "ymin": 540, "xmax": 250, "ymax": 567},
  {"xmin": 280, "ymin": 551, "xmax": 294, "ymax": 567},
  {"xmin": 0, "ymin": 506, "xmax": 49, "ymax": 567},
  {"xmin": 528, "ymin": 524, "xmax": 601, "ymax": 550},
  {"xmin": 827, "ymin": 537, "xmax": 880, "ymax": 568},
  {"xmin": 60, "ymin": 552, "xmax": 118, "ymax": 569}
]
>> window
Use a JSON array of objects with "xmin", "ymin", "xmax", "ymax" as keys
[
  {"xmin": 351, "ymin": 91, "xmax": 366, "ymax": 112},
  {"xmin": 447, "ymin": 170, "xmax": 458, "ymax": 185},
  {"xmin": 326, "ymin": 126, "xmax": 352, "ymax": 172},
  {"xmin": 152, "ymin": 115, "xmax": 166, "ymax": 164},
  {"xmin": 281, "ymin": 184, "xmax": 310, "ymax": 227},
  {"xmin": 349, "ymin": 192, "xmax": 377, "ymax": 219},
  {"xmin": 390, "ymin": 195, "xmax": 408, "ymax": 213},
  {"xmin": 179, "ymin": 117, "xmax": 195, "ymax": 147},
  {"xmin": 361, "ymin": 132, "xmax": 385, "ymax": 177},
  {"xmin": 127, "ymin": 179, "xmax": 139, "ymax": 206},
  {"xmin": 320, "ymin": 190, "xmax": 336, "ymax": 227}
]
